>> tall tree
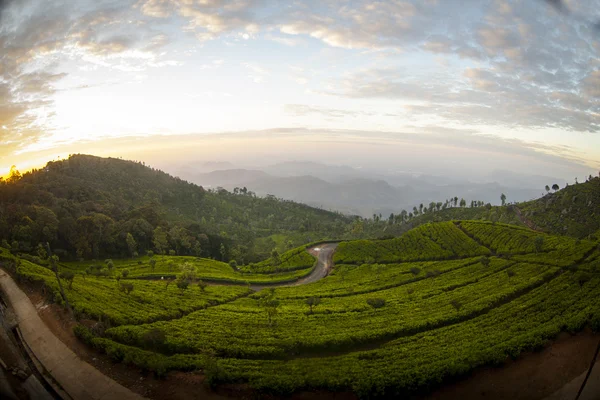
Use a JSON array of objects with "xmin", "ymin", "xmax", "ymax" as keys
[
  {"xmin": 126, "ymin": 232, "xmax": 137, "ymax": 258},
  {"xmin": 305, "ymin": 297, "xmax": 321, "ymax": 315},
  {"xmin": 152, "ymin": 227, "xmax": 169, "ymax": 254},
  {"xmin": 500, "ymin": 193, "xmax": 507, "ymax": 206},
  {"xmin": 46, "ymin": 244, "xmax": 72, "ymax": 315}
]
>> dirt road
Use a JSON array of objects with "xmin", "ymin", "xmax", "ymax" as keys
[{"xmin": 0, "ymin": 269, "xmax": 146, "ymax": 400}]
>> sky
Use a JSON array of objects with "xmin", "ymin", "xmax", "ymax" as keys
[{"xmin": 0, "ymin": 0, "xmax": 599, "ymax": 181}]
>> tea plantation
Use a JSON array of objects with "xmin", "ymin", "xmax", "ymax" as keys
[{"xmin": 2, "ymin": 221, "xmax": 599, "ymax": 398}]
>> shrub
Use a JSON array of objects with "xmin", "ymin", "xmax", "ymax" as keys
[
  {"xmin": 122, "ymin": 269, "xmax": 130, "ymax": 278},
  {"xmin": 141, "ymin": 328, "xmax": 166, "ymax": 351},
  {"xmin": 73, "ymin": 324, "xmax": 95, "ymax": 345},
  {"xmin": 577, "ymin": 272, "xmax": 592, "ymax": 287},
  {"xmin": 450, "ymin": 299, "xmax": 462, "ymax": 312},
  {"xmin": 366, "ymin": 298, "xmax": 386, "ymax": 309},
  {"xmin": 59, "ymin": 271, "xmax": 75, "ymax": 289},
  {"xmin": 305, "ymin": 297, "xmax": 321, "ymax": 314},
  {"xmin": 426, "ymin": 270, "xmax": 441, "ymax": 278},
  {"xmin": 176, "ymin": 279, "xmax": 190, "ymax": 291},
  {"xmin": 120, "ymin": 282, "xmax": 134, "ymax": 295},
  {"xmin": 19, "ymin": 253, "xmax": 45, "ymax": 265},
  {"xmin": 410, "ymin": 267, "xmax": 421, "ymax": 275}
]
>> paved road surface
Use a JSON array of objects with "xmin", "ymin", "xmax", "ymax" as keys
[
  {"xmin": 0, "ymin": 269, "xmax": 146, "ymax": 400},
  {"xmin": 250, "ymin": 243, "xmax": 338, "ymax": 291}
]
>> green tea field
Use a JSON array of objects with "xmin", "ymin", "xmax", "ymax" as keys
[{"xmin": 2, "ymin": 220, "xmax": 599, "ymax": 398}]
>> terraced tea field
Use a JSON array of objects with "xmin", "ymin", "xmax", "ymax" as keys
[{"xmin": 2, "ymin": 221, "xmax": 599, "ymax": 398}]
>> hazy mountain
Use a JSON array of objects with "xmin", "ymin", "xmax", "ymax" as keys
[
  {"xmin": 485, "ymin": 170, "xmax": 569, "ymax": 190},
  {"xmin": 179, "ymin": 161, "xmax": 564, "ymax": 218},
  {"xmin": 263, "ymin": 161, "xmax": 370, "ymax": 183},
  {"xmin": 187, "ymin": 169, "xmax": 270, "ymax": 187},
  {"xmin": 187, "ymin": 171, "xmax": 400, "ymax": 215}
]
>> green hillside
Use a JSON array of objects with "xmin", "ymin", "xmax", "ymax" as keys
[
  {"xmin": 2, "ymin": 220, "xmax": 598, "ymax": 397},
  {"xmin": 518, "ymin": 176, "xmax": 600, "ymax": 238},
  {"xmin": 0, "ymin": 154, "xmax": 351, "ymax": 262},
  {"xmin": 369, "ymin": 176, "xmax": 600, "ymax": 240}
]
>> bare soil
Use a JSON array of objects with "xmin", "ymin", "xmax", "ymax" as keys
[
  {"xmin": 425, "ymin": 330, "xmax": 600, "ymax": 400},
  {"xmin": 18, "ymin": 282, "xmax": 600, "ymax": 400}
]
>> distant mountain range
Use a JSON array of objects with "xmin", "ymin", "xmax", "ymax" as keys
[{"xmin": 176, "ymin": 161, "xmax": 568, "ymax": 217}]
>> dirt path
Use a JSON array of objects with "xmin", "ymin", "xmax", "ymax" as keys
[
  {"xmin": 425, "ymin": 330, "xmax": 600, "ymax": 400},
  {"xmin": 0, "ymin": 269, "xmax": 146, "ymax": 400},
  {"xmin": 250, "ymin": 243, "xmax": 338, "ymax": 291},
  {"xmin": 545, "ymin": 345, "xmax": 600, "ymax": 400}
]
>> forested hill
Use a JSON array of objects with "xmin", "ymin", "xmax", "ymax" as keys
[
  {"xmin": 518, "ymin": 175, "xmax": 600, "ymax": 238},
  {"xmin": 382, "ymin": 175, "xmax": 600, "ymax": 240},
  {"xmin": 0, "ymin": 154, "xmax": 352, "ymax": 261}
]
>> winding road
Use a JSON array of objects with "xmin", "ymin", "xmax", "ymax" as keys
[
  {"xmin": 0, "ymin": 244, "xmax": 338, "ymax": 400},
  {"xmin": 250, "ymin": 243, "xmax": 338, "ymax": 291}
]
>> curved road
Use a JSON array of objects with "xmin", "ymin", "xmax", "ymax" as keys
[
  {"xmin": 250, "ymin": 242, "xmax": 338, "ymax": 291},
  {"xmin": 0, "ymin": 244, "xmax": 338, "ymax": 400}
]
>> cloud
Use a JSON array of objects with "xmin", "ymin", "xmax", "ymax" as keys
[
  {"xmin": 1, "ymin": 0, "xmax": 598, "ymax": 165},
  {"xmin": 277, "ymin": 2, "xmax": 424, "ymax": 50},
  {"xmin": 284, "ymin": 104, "xmax": 395, "ymax": 118},
  {"xmin": 323, "ymin": 64, "xmax": 599, "ymax": 132},
  {"xmin": 136, "ymin": 0, "xmax": 261, "ymax": 41},
  {"xmin": 0, "ymin": 0, "xmax": 178, "ymax": 159},
  {"xmin": 316, "ymin": 0, "xmax": 600, "ymax": 134},
  {"xmin": 242, "ymin": 62, "xmax": 269, "ymax": 83},
  {"xmin": 267, "ymin": 34, "xmax": 305, "ymax": 47}
]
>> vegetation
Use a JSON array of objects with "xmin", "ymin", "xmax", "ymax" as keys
[
  {"xmin": 2, "ymin": 219, "xmax": 598, "ymax": 398},
  {"xmin": 353, "ymin": 176, "xmax": 600, "ymax": 242},
  {"xmin": 239, "ymin": 245, "xmax": 316, "ymax": 274},
  {"xmin": 518, "ymin": 175, "xmax": 600, "ymax": 239},
  {"xmin": 2, "ymin": 156, "xmax": 599, "ymax": 397},
  {"xmin": 0, "ymin": 154, "xmax": 352, "ymax": 263},
  {"xmin": 334, "ymin": 222, "xmax": 490, "ymax": 264}
]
